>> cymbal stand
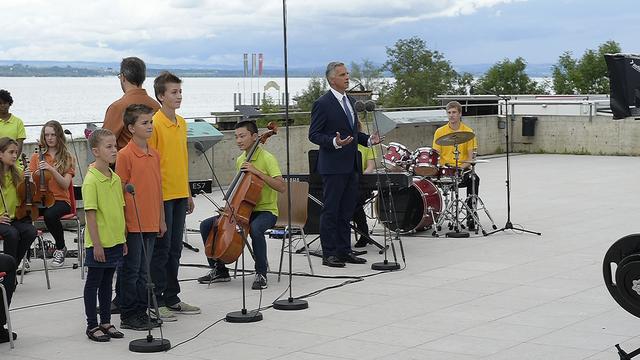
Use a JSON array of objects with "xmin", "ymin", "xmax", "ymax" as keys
[
  {"xmin": 445, "ymin": 144, "xmax": 469, "ymax": 238},
  {"xmin": 465, "ymin": 162, "xmax": 497, "ymax": 235}
]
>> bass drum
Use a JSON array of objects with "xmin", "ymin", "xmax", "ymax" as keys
[{"xmin": 375, "ymin": 178, "xmax": 442, "ymax": 233}]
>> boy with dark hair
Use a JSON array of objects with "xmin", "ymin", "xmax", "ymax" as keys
[
  {"xmin": 198, "ymin": 120, "xmax": 285, "ymax": 290},
  {"xmin": 116, "ymin": 104, "xmax": 166, "ymax": 330},
  {"xmin": 103, "ymin": 57, "xmax": 160, "ymax": 150},
  {"xmin": 149, "ymin": 72, "xmax": 199, "ymax": 321}
]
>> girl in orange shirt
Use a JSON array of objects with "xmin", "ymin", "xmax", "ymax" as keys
[{"xmin": 30, "ymin": 120, "xmax": 75, "ymax": 267}]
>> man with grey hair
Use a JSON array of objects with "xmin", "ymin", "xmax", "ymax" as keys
[{"xmin": 308, "ymin": 61, "xmax": 380, "ymax": 268}]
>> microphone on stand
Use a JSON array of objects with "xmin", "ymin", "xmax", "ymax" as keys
[
  {"xmin": 354, "ymin": 100, "xmax": 366, "ymax": 113},
  {"xmin": 64, "ymin": 129, "xmax": 84, "ymax": 182},
  {"xmin": 365, "ymin": 100, "xmax": 376, "ymax": 112},
  {"xmin": 124, "ymin": 183, "xmax": 171, "ymax": 353}
]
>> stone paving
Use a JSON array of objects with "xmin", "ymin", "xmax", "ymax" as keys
[{"xmin": 3, "ymin": 154, "xmax": 640, "ymax": 359}]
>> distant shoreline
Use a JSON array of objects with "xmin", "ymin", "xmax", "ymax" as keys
[{"xmin": 0, "ymin": 63, "xmax": 554, "ymax": 78}]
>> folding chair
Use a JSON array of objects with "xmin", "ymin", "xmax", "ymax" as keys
[
  {"xmin": 18, "ymin": 231, "xmax": 51, "ymax": 289},
  {"xmin": 0, "ymin": 271, "xmax": 13, "ymax": 349},
  {"xmin": 274, "ymin": 181, "xmax": 314, "ymax": 280},
  {"xmin": 35, "ymin": 183, "xmax": 83, "ymax": 279}
]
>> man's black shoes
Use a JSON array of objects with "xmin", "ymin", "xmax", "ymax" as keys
[
  {"xmin": 340, "ymin": 253, "xmax": 367, "ymax": 264},
  {"xmin": 322, "ymin": 256, "xmax": 345, "ymax": 268}
]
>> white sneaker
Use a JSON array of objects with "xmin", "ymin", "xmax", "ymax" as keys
[
  {"xmin": 17, "ymin": 259, "xmax": 30, "ymax": 275},
  {"xmin": 51, "ymin": 249, "xmax": 65, "ymax": 267}
]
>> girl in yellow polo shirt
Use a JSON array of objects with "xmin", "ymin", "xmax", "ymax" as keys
[{"xmin": 0, "ymin": 137, "xmax": 37, "ymax": 269}]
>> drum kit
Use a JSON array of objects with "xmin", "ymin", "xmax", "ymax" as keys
[{"xmin": 375, "ymin": 131, "xmax": 497, "ymax": 237}]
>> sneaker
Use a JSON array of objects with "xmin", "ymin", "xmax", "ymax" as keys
[
  {"xmin": 121, "ymin": 314, "xmax": 151, "ymax": 331},
  {"xmin": 138, "ymin": 312, "xmax": 162, "ymax": 327},
  {"xmin": 152, "ymin": 306, "xmax": 177, "ymax": 322},
  {"xmin": 167, "ymin": 301, "xmax": 201, "ymax": 315},
  {"xmin": 17, "ymin": 259, "xmax": 30, "ymax": 275},
  {"xmin": 251, "ymin": 274, "xmax": 268, "ymax": 290},
  {"xmin": 51, "ymin": 249, "xmax": 65, "ymax": 267},
  {"xmin": 197, "ymin": 268, "xmax": 231, "ymax": 284}
]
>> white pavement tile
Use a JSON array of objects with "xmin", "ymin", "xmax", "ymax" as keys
[{"xmin": 417, "ymin": 334, "xmax": 519, "ymax": 357}]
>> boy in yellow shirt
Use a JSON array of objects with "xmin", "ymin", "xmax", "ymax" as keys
[{"xmin": 149, "ymin": 72, "xmax": 199, "ymax": 321}]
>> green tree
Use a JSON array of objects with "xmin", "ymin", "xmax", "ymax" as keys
[
  {"xmin": 349, "ymin": 59, "xmax": 386, "ymax": 92},
  {"xmin": 453, "ymin": 72, "xmax": 475, "ymax": 95},
  {"xmin": 294, "ymin": 76, "xmax": 327, "ymax": 111},
  {"xmin": 475, "ymin": 57, "xmax": 547, "ymax": 94},
  {"xmin": 552, "ymin": 40, "xmax": 621, "ymax": 94},
  {"xmin": 382, "ymin": 37, "xmax": 459, "ymax": 107}
]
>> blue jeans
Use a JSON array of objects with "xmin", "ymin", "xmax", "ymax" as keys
[
  {"xmin": 120, "ymin": 232, "xmax": 155, "ymax": 319},
  {"xmin": 150, "ymin": 198, "xmax": 187, "ymax": 307},
  {"xmin": 84, "ymin": 266, "xmax": 116, "ymax": 329},
  {"xmin": 200, "ymin": 211, "xmax": 276, "ymax": 275}
]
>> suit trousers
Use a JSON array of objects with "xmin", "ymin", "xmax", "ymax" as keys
[{"xmin": 320, "ymin": 172, "xmax": 359, "ymax": 258}]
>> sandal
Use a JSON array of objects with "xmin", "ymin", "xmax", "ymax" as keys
[
  {"xmin": 86, "ymin": 326, "xmax": 110, "ymax": 342},
  {"xmin": 100, "ymin": 324, "xmax": 124, "ymax": 339}
]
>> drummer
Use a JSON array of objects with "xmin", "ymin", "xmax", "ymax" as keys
[{"xmin": 432, "ymin": 101, "xmax": 480, "ymax": 231}]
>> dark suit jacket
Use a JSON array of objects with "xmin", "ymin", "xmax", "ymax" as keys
[{"xmin": 308, "ymin": 91, "xmax": 370, "ymax": 175}]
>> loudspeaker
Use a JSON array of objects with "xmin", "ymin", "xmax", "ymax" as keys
[{"xmin": 605, "ymin": 54, "xmax": 640, "ymax": 119}]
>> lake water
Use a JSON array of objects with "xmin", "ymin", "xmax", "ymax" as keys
[{"xmin": 0, "ymin": 76, "xmax": 314, "ymax": 138}]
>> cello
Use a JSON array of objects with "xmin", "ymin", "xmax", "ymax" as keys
[{"xmin": 205, "ymin": 122, "xmax": 278, "ymax": 264}]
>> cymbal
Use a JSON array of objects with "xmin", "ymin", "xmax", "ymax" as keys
[
  {"xmin": 435, "ymin": 131, "xmax": 475, "ymax": 146},
  {"xmin": 461, "ymin": 159, "xmax": 490, "ymax": 164}
]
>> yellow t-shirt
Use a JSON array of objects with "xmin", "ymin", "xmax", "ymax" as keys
[
  {"xmin": 149, "ymin": 110, "xmax": 190, "ymax": 201},
  {"xmin": 0, "ymin": 172, "xmax": 19, "ymax": 219},
  {"xmin": 0, "ymin": 115, "xmax": 27, "ymax": 141},
  {"xmin": 357, "ymin": 144, "xmax": 376, "ymax": 172},
  {"xmin": 82, "ymin": 167, "xmax": 126, "ymax": 248},
  {"xmin": 235, "ymin": 146, "xmax": 282, "ymax": 217},
  {"xmin": 432, "ymin": 122, "xmax": 477, "ymax": 166}
]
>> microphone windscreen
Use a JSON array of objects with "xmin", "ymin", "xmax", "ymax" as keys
[
  {"xmin": 354, "ymin": 100, "xmax": 366, "ymax": 112},
  {"xmin": 365, "ymin": 100, "xmax": 376, "ymax": 112},
  {"xmin": 194, "ymin": 141, "xmax": 205, "ymax": 153},
  {"xmin": 125, "ymin": 183, "xmax": 136, "ymax": 195},
  {"xmin": 64, "ymin": 129, "xmax": 72, "ymax": 135}
]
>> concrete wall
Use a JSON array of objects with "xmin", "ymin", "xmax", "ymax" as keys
[
  {"xmin": 23, "ymin": 113, "xmax": 638, "ymax": 188},
  {"xmin": 509, "ymin": 115, "xmax": 640, "ymax": 155}
]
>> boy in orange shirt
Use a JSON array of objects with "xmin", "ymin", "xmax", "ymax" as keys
[{"xmin": 115, "ymin": 104, "xmax": 166, "ymax": 330}]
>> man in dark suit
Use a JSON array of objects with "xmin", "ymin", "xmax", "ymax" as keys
[{"xmin": 308, "ymin": 61, "xmax": 380, "ymax": 268}]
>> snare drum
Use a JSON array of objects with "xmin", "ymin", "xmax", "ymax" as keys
[
  {"xmin": 383, "ymin": 143, "xmax": 411, "ymax": 172},
  {"xmin": 411, "ymin": 147, "xmax": 440, "ymax": 177}
]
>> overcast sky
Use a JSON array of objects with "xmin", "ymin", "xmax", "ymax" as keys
[{"xmin": 2, "ymin": 0, "xmax": 637, "ymax": 70}]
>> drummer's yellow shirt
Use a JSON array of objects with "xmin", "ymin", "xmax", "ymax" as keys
[{"xmin": 432, "ymin": 122, "xmax": 477, "ymax": 166}]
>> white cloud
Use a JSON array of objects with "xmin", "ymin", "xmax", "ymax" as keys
[{"xmin": 0, "ymin": 0, "xmax": 521, "ymax": 65}]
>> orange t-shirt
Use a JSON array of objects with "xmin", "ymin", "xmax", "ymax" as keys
[
  {"xmin": 103, "ymin": 88, "xmax": 161, "ymax": 150},
  {"xmin": 29, "ymin": 151, "xmax": 75, "ymax": 205},
  {"xmin": 115, "ymin": 140, "xmax": 163, "ymax": 233}
]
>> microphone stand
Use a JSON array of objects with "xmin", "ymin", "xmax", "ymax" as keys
[
  {"xmin": 364, "ymin": 101, "xmax": 403, "ymax": 271},
  {"xmin": 195, "ymin": 143, "xmax": 262, "ymax": 323},
  {"xmin": 64, "ymin": 129, "xmax": 84, "ymax": 273},
  {"xmin": 273, "ymin": 0, "xmax": 308, "ymax": 311},
  {"xmin": 126, "ymin": 185, "xmax": 171, "ymax": 353},
  {"xmin": 486, "ymin": 95, "xmax": 541, "ymax": 236}
]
